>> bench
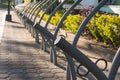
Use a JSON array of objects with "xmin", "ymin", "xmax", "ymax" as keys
[
  {"xmin": 33, "ymin": 0, "xmax": 108, "ymax": 79},
  {"xmin": 14, "ymin": 0, "xmax": 120, "ymax": 80},
  {"xmin": 15, "ymin": 1, "xmax": 81, "ymax": 79}
]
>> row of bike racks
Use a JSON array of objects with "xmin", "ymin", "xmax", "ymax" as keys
[{"xmin": 15, "ymin": 0, "xmax": 120, "ymax": 80}]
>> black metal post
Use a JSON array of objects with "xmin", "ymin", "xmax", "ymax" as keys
[{"xmin": 6, "ymin": 0, "xmax": 12, "ymax": 21}]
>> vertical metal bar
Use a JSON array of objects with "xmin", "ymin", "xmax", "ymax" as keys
[
  {"xmin": 29, "ymin": 1, "xmax": 42, "ymax": 20},
  {"xmin": 34, "ymin": 0, "xmax": 50, "ymax": 43},
  {"xmin": 21, "ymin": 2, "xmax": 31, "ymax": 15},
  {"xmin": 44, "ymin": 0, "xmax": 67, "ymax": 28},
  {"xmin": 108, "ymin": 47, "xmax": 120, "ymax": 80},
  {"xmin": 72, "ymin": 0, "xmax": 108, "ymax": 47},
  {"xmin": 27, "ymin": 1, "xmax": 41, "ymax": 19},
  {"xmin": 38, "ymin": 0, "xmax": 58, "ymax": 24},
  {"xmin": 33, "ymin": 0, "xmax": 49, "ymax": 22},
  {"xmin": 23, "ymin": 1, "xmax": 36, "ymax": 18},
  {"xmin": 21, "ymin": 2, "xmax": 36, "ymax": 23},
  {"xmin": 25, "ymin": 1, "xmax": 40, "ymax": 29},
  {"xmin": 65, "ymin": 54, "xmax": 76, "ymax": 80},
  {"xmin": 54, "ymin": 0, "xmax": 82, "ymax": 37}
]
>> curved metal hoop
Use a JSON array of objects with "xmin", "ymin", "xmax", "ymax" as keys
[
  {"xmin": 77, "ymin": 63, "xmax": 89, "ymax": 76},
  {"xmin": 95, "ymin": 58, "xmax": 108, "ymax": 71},
  {"xmin": 77, "ymin": 58, "xmax": 107, "ymax": 77}
]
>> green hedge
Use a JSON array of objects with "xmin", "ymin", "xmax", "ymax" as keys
[
  {"xmin": 63, "ymin": 14, "xmax": 83, "ymax": 33},
  {"xmin": 87, "ymin": 13, "xmax": 120, "ymax": 46},
  {"xmin": 43, "ymin": 10, "xmax": 65, "ymax": 25},
  {"xmin": 38, "ymin": 10, "xmax": 120, "ymax": 47}
]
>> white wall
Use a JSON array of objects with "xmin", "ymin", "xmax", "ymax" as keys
[
  {"xmin": 100, "ymin": 5, "xmax": 120, "ymax": 15},
  {"xmin": 80, "ymin": 0, "xmax": 98, "ymax": 6},
  {"xmin": 14, "ymin": 0, "xmax": 23, "ymax": 5}
]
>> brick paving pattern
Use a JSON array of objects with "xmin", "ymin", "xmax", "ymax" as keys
[{"xmin": 0, "ymin": 10, "xmax": 66, "ymax": 80}]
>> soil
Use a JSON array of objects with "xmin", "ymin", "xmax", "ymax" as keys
[{"xmin": 83, "ymin": 35, "xmax": 119, "ymax": 52}]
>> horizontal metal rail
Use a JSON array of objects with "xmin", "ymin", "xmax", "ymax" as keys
[
  {"xmin": 54, "ymin": 36, "xmax": 108, "ymax": 80},
  {"xmin": 108, "ymin": 47, "xmax": 120, "ymax": 80}
]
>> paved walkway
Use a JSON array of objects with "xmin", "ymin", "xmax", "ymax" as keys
[
  {"xmin": 0, "ymin": 8, "xmax": 120, "ymax": 80},
  {"xmin": 0, "ymin": 10, "xmax": 67, "ymax": 80},
  {"xmin": 0, "ymin": 9, "xmax": 7, "ymax": 42}
]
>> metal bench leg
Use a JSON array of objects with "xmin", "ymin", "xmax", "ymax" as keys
[{"xmin": 108, "ymin": 47, "xmax": 120, "ymax": 80}]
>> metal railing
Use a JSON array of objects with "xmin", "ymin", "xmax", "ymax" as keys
[{"xmin": 15, "ymin": 0, "xmax": 120, "ymax": 79}]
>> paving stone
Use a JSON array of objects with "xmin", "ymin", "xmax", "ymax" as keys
[
  {"xmin": 24, "ymin": 73, "xmax": 40, "ymax": 78},
  {"xmin": 0, "ymin": 54, "xmax": 9, "ymax": 58},
  {"xmin": 0, "ymin": 55, "xmax": 9, "ymax": 58},
  {"xmin": 22, "ymin": 61, "xmax": 35, "ymax": 65},
  {"xmin": 10, "ymin": 73, "xmax": 25, "ymax": 78},
  {"xmin": 0, "ymin": 69, "xmax": 9, "ymax": 74},
  {"xmin": 9, "ymin": 69, "xmax": 24, "ymax": 73},
  {"xmin": 8, "ymin": 62, "xmax": 24, "ymax": 65},
  {"xmin": 24, "ymin": 69, "xmax": 37, "ymax": 73},
  {"xmin": 42, "ymin": 78, "xmax": 58, "ymax": 80},
  {"xmin": 10, "ymin": 78, "xmax": 25, "ymax": 80},
  {"xmin": 0, "ymin": 60, "xmax": 9, "ymax": 63},
  {"xmin": 9, "ymin": 65, "xmax": 23, "ymax": 69},
  {"xmin": 54, "ymin": 73, "xmax": 66, "ymax": 78},
  {"xmin": 46, "ymin": 63, "xmax": 58, "ymax": 69},
  {"xmin": 38, "ymin": 55, "xmax": 50, "ymax": 61},
  {"xmin": 0, "ymin": 78, "xmax": 10, "ymax": 80},
  {"xmin": 39, "ymin": 73, "xmax": 54, "ymax": 78},
  {"xmin": 33, "ymin": 60, "xmax": 46, "ymax": 65},
  {"xmin": 25, "ymin": 77, "xmax": 42, "ymax": 80},
  {"xmin": 0, "ymin": 62, "xmax": 9, "ymax": 66},
  {"xmin": 51, "ymin": 68, "xmax": 65, "ymax": 73},
  {"xmin": 0, "ymin": 56, "xmax": 9, "ymax": 60},
  {"xmin": 0, "ymin": 66, "xmax": 9, "ymax": 69},
  {"xmin": 0, "ymin": 73, "xmax": 9, "ymax": 79},
  {"xmin": 22, "ymin": 65, "xmax": 35, "ymax": 69},
  {"xmin": 36, "ymin": 64, "xmax": 49, "ymax": 69},
  {"xmin": 56, "ymin": 78, "xmax": 66, "ymax": 80},
  {"xmin": 37, "ymin": 69, "xmax": 51, "ymax": 73}
]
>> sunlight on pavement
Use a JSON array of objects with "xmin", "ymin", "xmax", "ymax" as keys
[{"xmin": 0, "ymin": 9, "xmax": 7, "ymax": 42}]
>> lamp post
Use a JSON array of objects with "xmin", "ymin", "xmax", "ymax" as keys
[{"xmin": 6, "ymin": 0, "xmax": 12, "ymax": 21}]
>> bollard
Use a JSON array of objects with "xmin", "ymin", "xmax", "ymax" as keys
[{"xmin": 6, "ymin": 0, "xmax": 12, "ymax": 21}]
